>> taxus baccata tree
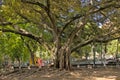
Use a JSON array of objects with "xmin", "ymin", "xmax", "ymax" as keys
[{"xmin": 0, "ymin": 0, "xmax": 120, "ymax": 70}]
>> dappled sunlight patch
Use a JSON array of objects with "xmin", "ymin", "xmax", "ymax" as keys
[
  {"xmin": 69, "ymin": 72, "xmax": 81, "ymax": 78},
  {"xmin": 28, "ymin": 74, "xmax": 37, "ymax": 78},
  {"xmin": 107, "ymin": 76, "xmax": 117, "ymax": 79},
  {"xmin": 41, "ymin": 74, "xmax": 52, "ymax": 78},
  {"xmin": 93, "ymin": 76, "xmax": 117, "ymax": 80}
]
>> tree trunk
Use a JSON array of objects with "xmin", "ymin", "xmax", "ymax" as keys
[
  {"xmin": 65, "ymin": 47, "xmax": 71, "ymax": 70},
  {"xmin": 92, "ymin": 43, "xmax": 96, "ymax": 68},
  {"xmin": 85, "ymin": 51, "xmax": 89, "ymax": 68},
  {"xmin": 103, "ymin": 43, "xmax": 107, "ymax": 67},
  {"xmin": 54, "ymin": 34, "xmax": 72, "ymax": 70},
  {"xmin": 54, "ymin": 46, "xmax": 71, "ymax": 70},
  {"xmin": 100, "ymin": 42, "xmax": 103, "ymax": 65},
  {"xmin": 55, "ymin": 51, "xmax": 60, "ymax": 68},
  {"xmin": 17, "ymin": 57, "xmax": 21, "ymax": 69},
  {"xmin": 55, "ymin": 49, "xmax": 64, "ymax": 69},
  {"xmin": 30, "ymin": 52, "xmax": 35, "ymax": 65}
]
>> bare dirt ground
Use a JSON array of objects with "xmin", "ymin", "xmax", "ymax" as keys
[{"xmin": 0, "ymin": 67, "xmax": 120, "ymax": 80}]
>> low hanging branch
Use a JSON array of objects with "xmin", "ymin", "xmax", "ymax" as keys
[
  {"xmin": 0, "ymin": 28, "xmax": 42, "ymax": 43},
  {"xmin": 0, "ymin": 22, "xmax": 13, "ymax": 26},
  {"xmin": 71, "ymin": 29, "xmax": 120, "ymax": 52},
  {"xmin": 0, "ymin": 28, "xmax": 53, "ymax": 51}
]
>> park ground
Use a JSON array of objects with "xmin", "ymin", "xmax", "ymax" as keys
[{"xmin": 0, "ymin": 67, "xmax": 120, "ymax": 80}]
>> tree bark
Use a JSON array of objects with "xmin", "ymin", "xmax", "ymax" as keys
[
  {"xmin": 100, "ymin": 42, "xmax": 103, "ymax": 65},
  {"xmin": 30, "ymin": 52, "xmax": 35, "ymax": 65},
  {"xmin": 55, "ymin": 51, "xmax": 60, "ymax": 68},
  {"xmin": 65, "ymin": 47, "xmax": 71, "ymax": 70},
  {"xmin": 54, "ymin": 46, "xmax": 71, "ymax": 70},
  {"xmin": 92, "ymin": 43, "xmax": 96, "ymax": 68},
  {"xmin": 103, "ymin": 43, "xmax": 107, "ymax": 67}
]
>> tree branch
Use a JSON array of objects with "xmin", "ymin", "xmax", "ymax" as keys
[
  {"xmin": 61, "ymin": 1, "xmax": 120, "ymax": 33},
  {"xmin": 0, "ymin": 22, "xmax": 13, "ymax": 26},
  {"xmin": 46, "ymin": 0, "xmax": 50, "ymax": 13},
  {"xmin": 21, "ymin": 0, "xmax": 48, "ymax": 11},
  {"xmin": 71, "ymin": 29, "xmax": 120, "ymax": 52},
  {"xmin": 0, "ymin": 28, "xmax": 42, "ymax": 43},
  {"xmin": 67, "ymin": 19, "xmax": 87, "ymax": 46},
  {"xmin": 71, "ymin": 39, "xmax": 93, "ymax": 52},
  {"xmin": 16, "ymin": 12, "xmax": 31, "ymax": 23},
  {"xmin": 21, "ymin": 0, "xmax": 58, "ymax": 37},
  {"xmin": 0, "ymin": 21, "xmax": 29, "ymax": 26}
]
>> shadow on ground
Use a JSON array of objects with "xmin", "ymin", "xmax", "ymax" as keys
[{"xmin": 0, "ymin": 67, "xmax": 120, "ymax": 80}]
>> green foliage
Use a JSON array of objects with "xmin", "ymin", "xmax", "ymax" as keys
[
  {"xmin": 71, "ymin": 52, "xmax": 81, "ymax": 58},
  {"xmin": 0, "ymin": 33, "xmax": 29, "ymax": 62},
  {"xmin": 107, "ymin": 40, "xmax": 118, "ymax": 55},
  {"xmin": 35, "ymin": 46, "xmax": 51, "ymax": 60}
]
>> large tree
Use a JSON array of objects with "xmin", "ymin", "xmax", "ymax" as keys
[{"xmin": 0, "ymin": 0, "xmax": 120, "ymax": 70}]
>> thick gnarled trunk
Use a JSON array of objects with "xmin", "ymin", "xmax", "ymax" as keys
[{"xmin": 54, "ymin": 46, "xmax": 71, "ymax": 70}]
